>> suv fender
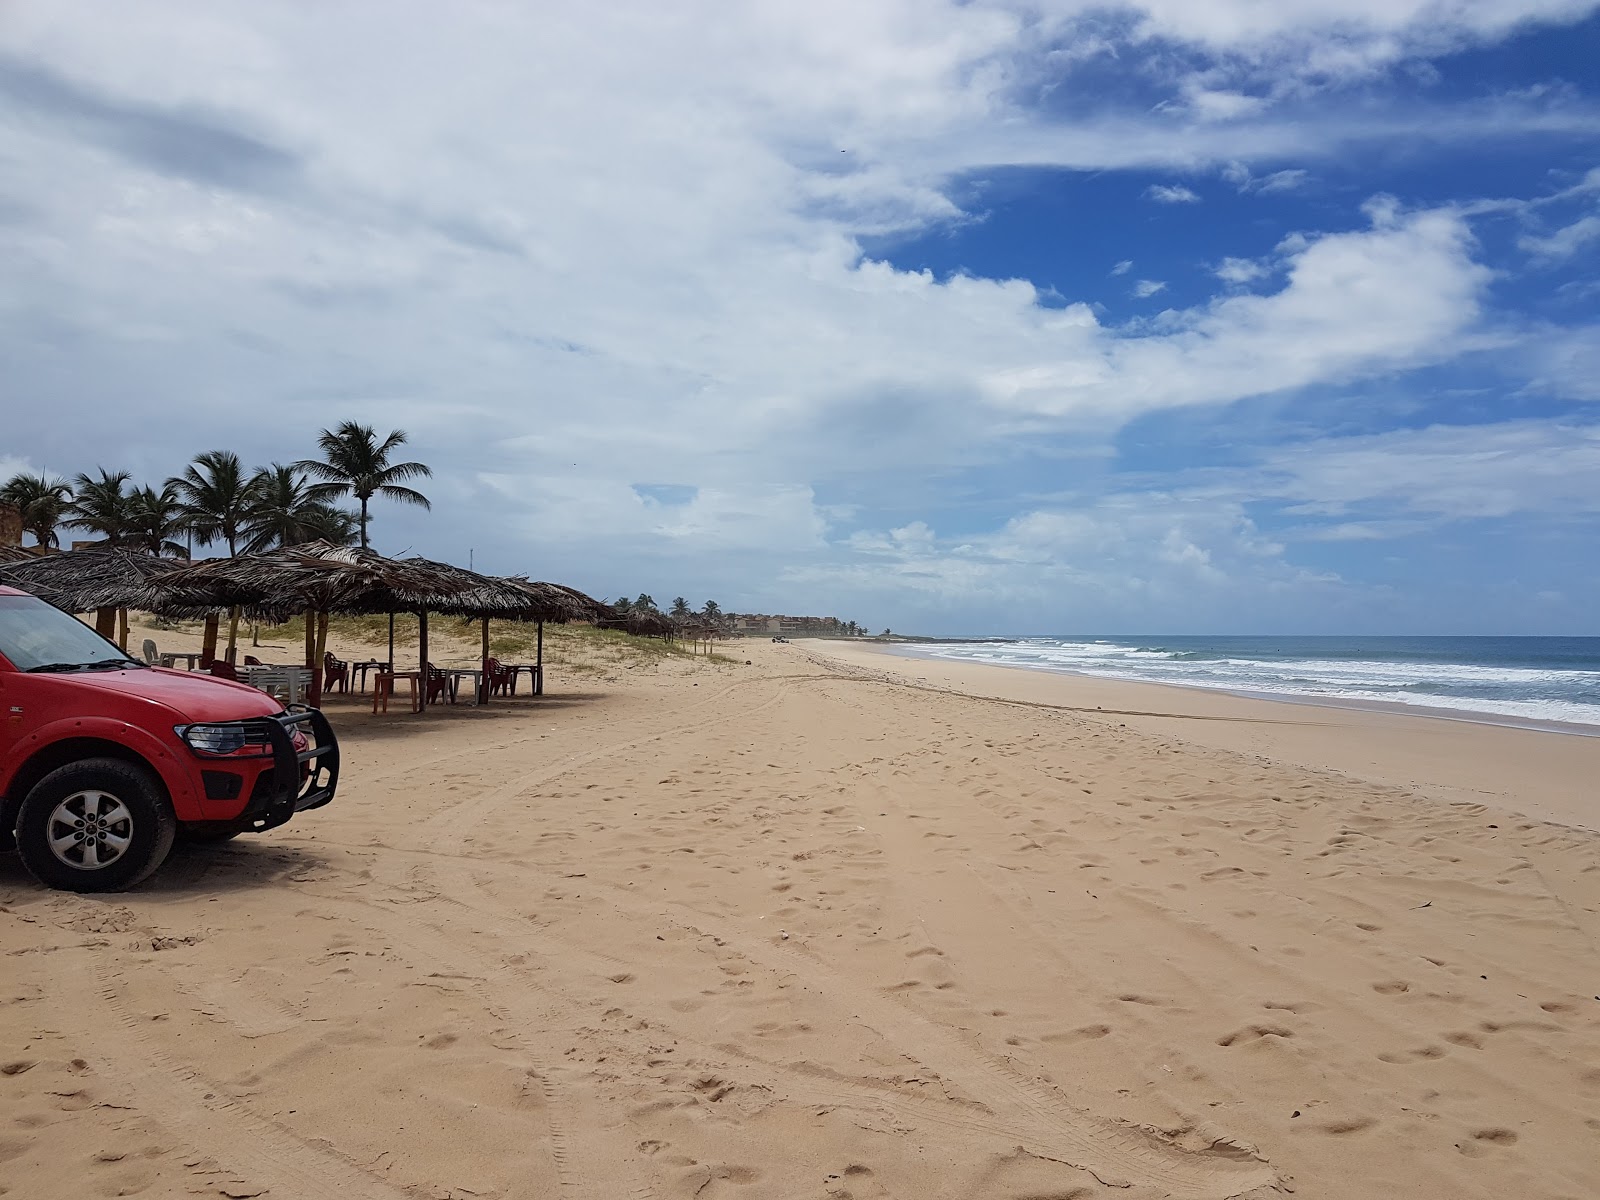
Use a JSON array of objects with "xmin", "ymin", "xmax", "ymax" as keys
[{"xmin": 3, "ymin": 716, "xmax": 197, "ymax": 825}]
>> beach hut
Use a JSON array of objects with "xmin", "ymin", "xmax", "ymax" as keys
[
  {"xmin": 0, "ymin": 547, "xmax": 184, "ymax": 650},
  {"xmin": 149, "ymin": 542, "xmax": 607, "ymax": 707}
]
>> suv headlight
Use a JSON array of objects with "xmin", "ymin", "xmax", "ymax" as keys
[{"xmin": 177, "ymin": 723, "xmax": 248, "ymax": 755}]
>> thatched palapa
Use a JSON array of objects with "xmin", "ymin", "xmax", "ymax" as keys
[{"xmin": 0, "ymin": 547, "xmax": 183, "ymax": 614}]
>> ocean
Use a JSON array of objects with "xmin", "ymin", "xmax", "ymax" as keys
[{"xmin": 893, "ymin": 635, "xmax": 1600, "ymax": 730}]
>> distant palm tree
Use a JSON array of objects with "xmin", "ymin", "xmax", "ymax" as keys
[
  {"xmin": 65, "ymin": 468, "xmax": 135, "ymax": 546},
  {"xmin": 168, "ymin": 450, "xmax": 259, "ymax": 556},
  {"xmin": 125, "ymin": 484, "xmax": 187, "ymax": 556},
  {"xmin": 296, "ymin": 422, "xmax": 431, "ymax": 550},
  {"xmin": 670, "ymin": 597, "xmax": 690, "ymax": 618},
  {"xmin": 635, "ymin": 593, "xmax": 658, "ymax": 612},
  {"xmin": 244, "ymin": 464, "xmax": 359, "ymax": 552},
  {"xmin": 701, "ymin": 600, "xmax": 722, "ymax": 621},
  {"xmin": 613, "ymin": 595, "xmax": 634, "ymax": 614},
  {"xmin": 0, "ymin": 472, "xmax": 73, "ymax": 547}
]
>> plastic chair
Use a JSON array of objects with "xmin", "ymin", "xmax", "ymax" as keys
[
  {"xmin": 484, "ymin": 657, "xmax": 512, "ymax": 697},
  {"xmin": 208, "ymin": 660, "xmax": 239, "ymax": 682},
  {"xmin": 425, "ymin": 664, "xmax": 453, "ymax": 705},
  {"xmin": 244, "ymin": 655, "xmax": 263, "ymax": 666},
  {"xmin": 142, "ymin": 638, "xmax": 160, "ymax": 665},
  {"xmin": 323, "ymin": 652, "xmax": 349, "ymax": 694}
]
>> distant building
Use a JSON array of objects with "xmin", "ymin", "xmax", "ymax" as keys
[{"xmin": 729, "ymin": 613, "xmax": 847, "ymax": 636}]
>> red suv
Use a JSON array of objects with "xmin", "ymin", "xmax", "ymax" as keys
[{"xmin": 0, "ymin": 585, "xmax": 338, "ymax": 892}]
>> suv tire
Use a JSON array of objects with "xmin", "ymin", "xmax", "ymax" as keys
[{"xmin": 15, "ymin": 758, "xmax": 177, "ymax": 893}]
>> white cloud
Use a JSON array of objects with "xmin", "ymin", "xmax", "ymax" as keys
[
  {"xmin": 1146, "ymin": 183, "xmax": 1202, "ymax": 203},
  {"xmin": 0, "ymin": 2, "xmax": 1591, "ymax": 630},
  {"xmin": 1214, "ymin": 255, "xmax": 1270, "ymax": 283},
  {"xmin": 1254, "ymin": 419, "xmax": 1600, "ymax": 520},
  {"xmin": 1132, "ymin": 279, "xmax": 1168, "ymax": 297},
  {"xmin": 1520, "ymin": 214, "xmax": 1600, "ymax": 261}
]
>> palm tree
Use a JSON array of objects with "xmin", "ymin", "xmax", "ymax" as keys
[
  {"xmin": 244, "ymin": 464, "xmax": 359, "ymax": 552},
  {"xmin": 701, "ymin": 600, "xmax": 722, "ymax": 622},
  {"xmin": 125, "ymin": 484, "xmax": 187, "ymax": 556},
  {"xmin": 613, "ymin": 595, "xmax": 634, "ymax": 614},
  {"xmin": 670, "ymin": 597, "xmax": 690, "ymax": 618},
  {"xmin": 296, "ymin": 422, "xmax": 431, "ymax": 550},
  {"xmin": 0, "ymin": 472, "xmax": 73, "ymax": 547},
  {"xmin": 167, "ymin": 450, "xmax": 259, "ymax": 556},
  {"xmin": 65, "ymin": 468, "xmax": 134, "ymax": 546},
  {"xmin": 635, "ymin": 593, "xmax": 658, "ymax": 612}
]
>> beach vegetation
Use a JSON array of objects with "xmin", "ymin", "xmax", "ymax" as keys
[
  {"xmin": 0, "ymin": 473, "xmax": 72, "ymax": 548},
  {"xmin": 296, "ymin": 422, "xmax": 432, "ymax": 550}
]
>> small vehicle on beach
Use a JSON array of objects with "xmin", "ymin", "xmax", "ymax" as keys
[{"xmin": 0, "ymin": 585, "xmax": 338, "ymax": 893}]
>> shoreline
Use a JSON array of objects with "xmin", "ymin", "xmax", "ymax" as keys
[
  {"xmin": 800, "ymin": 638, "xmax": 1600, "ymax": 832},
  {"xmin": 883, "ymin": 641, "xmax": 1600, "ymax": 738}
]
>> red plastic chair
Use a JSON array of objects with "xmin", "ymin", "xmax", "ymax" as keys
[
  {"xmin": 208, "ymin": 660, "xmax": 239, "ymax": 682},
  {"xmin": 323, "ymin": 652, "xmax": 349, "ymax": 694},
  {"xmin": 424, "ymin": 664, "xmax": 452, "ymax": 705},
  {"xmin": 244, "ymin": 655, "xmax": 263, "ymax": 666},
  {"xmin": 484, "ymin": 656, "xmax": 512, "ymax": 697}
]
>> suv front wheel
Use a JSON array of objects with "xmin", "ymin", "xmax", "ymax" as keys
[{"xmin": 15, "ymin": 758, "xmax": 177, "ymax": 893}]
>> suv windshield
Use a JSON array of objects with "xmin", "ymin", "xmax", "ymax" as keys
[{"xmin": 0, "ymin": 594, "xmax": 143, "ymax": 672}]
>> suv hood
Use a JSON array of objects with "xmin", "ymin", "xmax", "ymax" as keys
[{"xmin": 44, "ymin": 666, "xmax": 284, "ymax": 723}]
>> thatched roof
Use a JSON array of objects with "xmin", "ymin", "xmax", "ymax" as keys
[
  {"xmin": 149, "ymin": 541, "xmax": 607, "ymax": 624},
  {"xmin": 599, "ymin": 608, "xmax": 677, "ymax": 637},
  {"xmin": 0, "ymin": 547, "xmax": 183, "ymax": 613},
  {"xmin": 0, "ymin": 545, "xmax": 41, "ymax": 564}
]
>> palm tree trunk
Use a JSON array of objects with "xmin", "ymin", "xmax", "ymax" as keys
[
  {"xmin": 117, "ymin": 608, "xmax": 129, "ymax": 651},
  {"xmin": 359, "ymin": 497, "xmax": 370, "ymax": 549},
  {"xmin": 94, "ymin": 607, "xmax": 116, "ymax": 639},
  {"xmin": 201, "ymin": 613, "xmax": 220, "ymax": 667},
  {"xmin": 225, "ymin": 605, "xmax": 241, "ymax": 664}
]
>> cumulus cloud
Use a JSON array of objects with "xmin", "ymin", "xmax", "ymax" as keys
[{"xmin": 0, "ymin": 1, "xmax": 1592, "ymax": 628}]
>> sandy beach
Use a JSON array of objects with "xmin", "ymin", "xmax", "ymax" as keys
[{"xmin": 4, "ymin": 630, "xmax": 1598, "ymax": 1200}]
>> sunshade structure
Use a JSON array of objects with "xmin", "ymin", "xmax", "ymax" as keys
[
  {"xmin": 0, "ymin": 545, "xmax": 40, "ymax": 564},
  {"xmin": 0, "ymin": 547, "xmax": 184, "ymax": 647},
  {"xmin": 149, "ymin": 541, "xmax": 613, "ymax": 706},
  {"xmin": 601, "ymin": 608, "xmax": 678, "ymax": 638}
]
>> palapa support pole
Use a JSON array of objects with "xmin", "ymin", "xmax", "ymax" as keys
[
  {"xmin": 304, "ymin": 609, "xmax": 316, "ymax": 669},
  {"xmin": 200, "ymin": 613, "xmax": 220, "ymax": 667},
  {"xmin": 536, "ymin": 620, "xmax": 544, "ymax": 695},
  {"xmin": 418, "ymin": 610, "xmax": 429, "ymax": 710},
  {"xmin": 225, "ymin": 605, "xmax": 242, "ymax": 664},
  {"xmin": 387, "ymin": 612, "xmax": 395, "ymax": 675},
  {"xmin": 116, "ymin": 608, "xmax": 129, "ymax": 651},
  {"xmin": 310, "ymin": 610, "xmax": 329, "ymax": 707},
  {"xmin": 481, "ymin": 617, "xmax": 490, "ymax": 704},
  {"xmin": 94, "ymin": 607, "xmax": 116, "ymax": 639}
]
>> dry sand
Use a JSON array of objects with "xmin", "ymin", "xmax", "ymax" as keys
[{"xmin": 3, "ymin": 630, "xmax": 1598, "ymax": 1200}]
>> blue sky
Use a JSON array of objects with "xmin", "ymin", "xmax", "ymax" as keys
[{"xmin": 1, "ymin": 2, "xmax": 1597, "ymax": 634}]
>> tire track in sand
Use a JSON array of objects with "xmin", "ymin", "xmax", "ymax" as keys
[{"xmin": 46, "ymin": 951, "xmax": 417, "ymax": 1200}]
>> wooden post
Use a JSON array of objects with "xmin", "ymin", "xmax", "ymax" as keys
[
  {"xmin": 94, "ymin": 607, "xmax": 116, "ymax": 639},
  {"xmin": 303, "ymin": 609, "xmax": 316, "ymax": 668},
  {"xmin": 200, "ymin": 613, "xmax": 220, "ymax": 667},
  {"xmin": 225, "ymin": 605, "xmax": 242, "ymax": 664},
  {"xmin": 418, "ymin": 611, "xmax": 429, "ymax": 709},
  {"xmin": 480, "ymin": 617, "xmax": 490, "ymax": 704},
  {"xmin": 387, "ymin": 612, "xmax": 395, "ymax": 673},
  {"xmin": 116, "ymin": 608, "xmax": 129, "ymax": 651},
  {"xmin": 536, "ymin": 620, "xmax": 544, "ymax": 695},
  {"xmin": 310, "ymin": 610, "xmax": 329, "ymax": 706}
]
